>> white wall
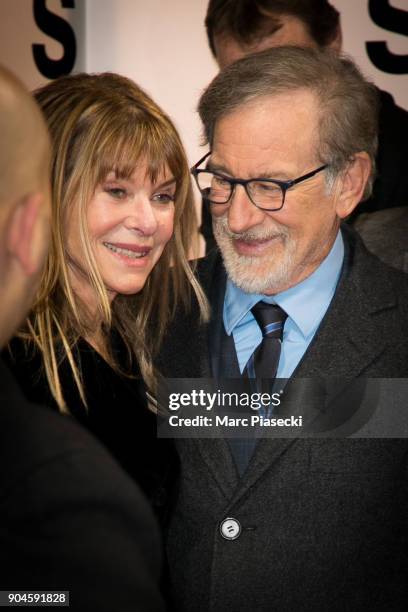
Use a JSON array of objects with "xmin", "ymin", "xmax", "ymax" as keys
[
  {"xmin": 85, "ymin": 0, "xmax": 408, "ymax": 169},
  {"xmin": 86, "ymin": 0, "xmax": 216, "ymax": 168},
  {"xmin": 0, "ymin": 0, "xmax": 85, "ymax": 90},
  {"xmin": 332, "ymin": 0, "xmax": 407, "ymax": 109},
  {"xmin": 1, "ymin": 0, "xmax": 406, "ymax": 170}
]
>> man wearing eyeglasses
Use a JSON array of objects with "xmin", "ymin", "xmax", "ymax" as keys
[
  {"xmin": 200, "ymin": 0, "xmax": 408, "ymax": 268},
  {"xmin": 158, "ymin": 47, "xmax": 408, "ymax": 612}
]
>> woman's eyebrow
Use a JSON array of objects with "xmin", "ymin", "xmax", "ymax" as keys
[{"xmin": 156, "ymin": 177, "xmax": 176, "ymax": 189}]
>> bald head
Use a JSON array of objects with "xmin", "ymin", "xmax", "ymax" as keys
[
  {"xmin": 0, "ymin": 66, "xmax": 50, "ymax": 206},
  {"xmin": 0, "ymin": 66, "xmax": 51, "ymax": 347}
]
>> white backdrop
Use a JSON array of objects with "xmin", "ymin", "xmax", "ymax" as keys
[
  {"xmin": 1, "ymin": 0, "xmax": 407, "ymax": 174},
  {"xmin": 85, "ymin": 0, "xmax": 408, "ymax": 167},
  {"xmin": 0, "ymin": 0, "xmax": 85, "ymax": 90}
]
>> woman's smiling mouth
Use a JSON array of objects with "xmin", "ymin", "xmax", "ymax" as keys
[{"xmin": 103, "ymin": 242, "xmax": 152, "ymax": 260}]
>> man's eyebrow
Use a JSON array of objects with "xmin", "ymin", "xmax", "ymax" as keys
[
  {"xmin": 251, "ymin": 171, "xmax": 292, "ymax": 181},
  {"xmin": 206, "ymin": 161, "xmax": 232, "ymax": 175},
  {"xmin": 207, "ymin": 161, "xmax": 292, "ymax": 181}
]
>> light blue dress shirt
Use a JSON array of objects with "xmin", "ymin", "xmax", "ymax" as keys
[{"xmin": 223, "ymin": 231, "xmax": 344, "ymax": 378}]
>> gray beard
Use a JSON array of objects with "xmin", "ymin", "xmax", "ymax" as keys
[{"xmin": 212, "ymin": 214, "xmax": 296, "ymax": 295}]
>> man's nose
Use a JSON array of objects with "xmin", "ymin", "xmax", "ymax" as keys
[
  {"xmin": 124, "ymin": 195, "xmax": 158, "ymax": 235},
  {"xmin": 226, "ymin": 184, "xmax": 265, "ymax": 234}
]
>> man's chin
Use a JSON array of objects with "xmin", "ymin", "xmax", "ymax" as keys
[{"xmin": 221, "ymin": 254, "xmax": 283, "ymax": 294}]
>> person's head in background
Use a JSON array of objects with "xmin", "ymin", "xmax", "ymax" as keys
[
  {"xmin": 205, "ymin": 0, "xmax": 342, "ymax": 68},
  {"xmin": 0, "ymin": 66, "xmax": 51, "ymax": 349},
  {"xmin": 16, "ymin": 72, "xmax": 206, "ymax": 412}
]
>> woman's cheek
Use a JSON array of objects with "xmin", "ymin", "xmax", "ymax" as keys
[{"xmin": 159, "ymin": 208, "xmax": 175, "ymax": 244}]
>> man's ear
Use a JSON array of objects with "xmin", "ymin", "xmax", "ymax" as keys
[
  {"xmin": 335, "ymin": 152, "xmax": 371, "ymax": 219},
  {"xmin": 7, "ymin": 193, "xmax": 45, "ymax": 276},
  {"xmin": 328, "ymin": 23, "xmax": 342, "ymax": 53}
]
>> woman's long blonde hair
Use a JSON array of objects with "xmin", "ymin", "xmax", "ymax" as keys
[{"xmin": 17, "ymin": 72, "xmax": 208, "ymax": 412}]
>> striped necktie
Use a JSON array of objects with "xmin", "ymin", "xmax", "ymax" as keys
[
  {"xmin": 245, "ymin": 301, "xmax": 287, "ymax": 380},
  {"xmin": 228, "ymin": 302, "xmax": 287, "ymax": 474}
]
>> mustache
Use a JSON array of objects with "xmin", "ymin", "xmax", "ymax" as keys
[{"xmin": 213, "ymin": 214, "xmax": 288, "ymax": 241}]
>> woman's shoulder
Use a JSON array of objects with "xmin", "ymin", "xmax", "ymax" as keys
[
  {"xmin": 4, "ymin": 334, "xmax": 148, "ymax": 424},
  {"xmin": 2, "ymin": 336, "xmax": 111, "ymax": 414},
  {"xmin": 3, "ymin": 336, "xmax": 54, "ymax": 407}
]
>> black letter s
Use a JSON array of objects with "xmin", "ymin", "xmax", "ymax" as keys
[
  {"xmin": 32, "ymin": 0, "xmax": 77, "ymax": 79},
  {"xmin": 366, "ymin": 0, "xmax": 408, "ymax": 74}
]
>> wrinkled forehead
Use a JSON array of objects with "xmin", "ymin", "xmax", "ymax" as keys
[
  {"xmin": 213, "ymin": 90, "xmax": 320, "ymax": 143},
  {"xmin": 211, "ymin": 92, "xmax": 322, "ymax": 173}
]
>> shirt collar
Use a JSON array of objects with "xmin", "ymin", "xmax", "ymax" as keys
[{"xmin": 224, "ymin": 230, "xmax": 344, "ymax": 339}]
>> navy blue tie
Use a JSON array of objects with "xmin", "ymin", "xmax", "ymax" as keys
[
  {"xmin": 245, "ymin": 301, "xmax": 287, "ymax": 381},
  {"xmin": 228, "ymin": 302, "xmax": 287, "ymax": 475}
]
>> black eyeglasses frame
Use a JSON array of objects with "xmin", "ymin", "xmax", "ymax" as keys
[{"xmin": 191, "ymin": 151, "xmax": 328, "ymax": 212}]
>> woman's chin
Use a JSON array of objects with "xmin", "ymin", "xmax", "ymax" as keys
[{"xmin": 107, "ymin": 281, "xmax": 146, "ymax": 297}]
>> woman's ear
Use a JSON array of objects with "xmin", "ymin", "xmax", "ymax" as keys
[
  {"xmin": 335, "ymin": 152, "xmax": 372, "ymax": 219},
  {"xmin": 7, "ymin": 193, "xmax": 47, "ymax": 276}
]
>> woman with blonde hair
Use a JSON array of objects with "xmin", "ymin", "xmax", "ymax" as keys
[{"xmin": 5, "ymin": 72, "xmax": 207, "ymax": 517}]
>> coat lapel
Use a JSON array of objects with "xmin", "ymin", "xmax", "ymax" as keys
[
  {"xmin": 294, "ymin": 226, "xmax": 397, "ymax": 381},
  {"xmin": 194, "ymin": 438, "xmax": 240, "ymax": 499}
]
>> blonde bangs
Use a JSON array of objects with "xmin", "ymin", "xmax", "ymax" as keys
[{"xmin": 86, "ymin": 109, "xmax": 185, "ymax": 192}]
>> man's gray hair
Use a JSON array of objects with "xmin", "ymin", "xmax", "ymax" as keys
[{"xmin": 198, "ymin": 46, "xmax": 379, "ymax": 199}]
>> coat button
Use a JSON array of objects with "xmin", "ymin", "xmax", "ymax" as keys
[{"xmin": 220, "ymin": 517, "xmax": 241, "ymax": 540}]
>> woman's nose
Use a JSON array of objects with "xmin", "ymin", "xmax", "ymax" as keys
[{"xmin": 123, "ymin": 195, "xmax": 158, "ymax": 235}]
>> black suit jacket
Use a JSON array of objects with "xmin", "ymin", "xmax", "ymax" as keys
[
  {"xmin": 0, "ymin": 358, "xmax": 164, "ymax": 612},
  {"xmin": 157, "ymin": 226, "xmax": 408, "ymax": 611}
]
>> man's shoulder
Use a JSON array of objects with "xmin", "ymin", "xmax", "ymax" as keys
[
  {"xmin": 353, "ymin": 207, "xmax": 408, "ymax": 272},
  {"xmin": 293, "ymin": 227, "xmax": 408, "ymax": 377},
  {"xmin": 350, "ymin": 220, "xmax": 408, "ymax": 268},
  {"xmin": 343, "ymin": 223, "xmax": 408, "ymax": 297},
  {"xmin": 337, "ymin": 226, "xmax": 408, "ymax": 359},
  {"xmin": 0, "ymin": 360, "xmax": 163, "ymax": 610}
]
